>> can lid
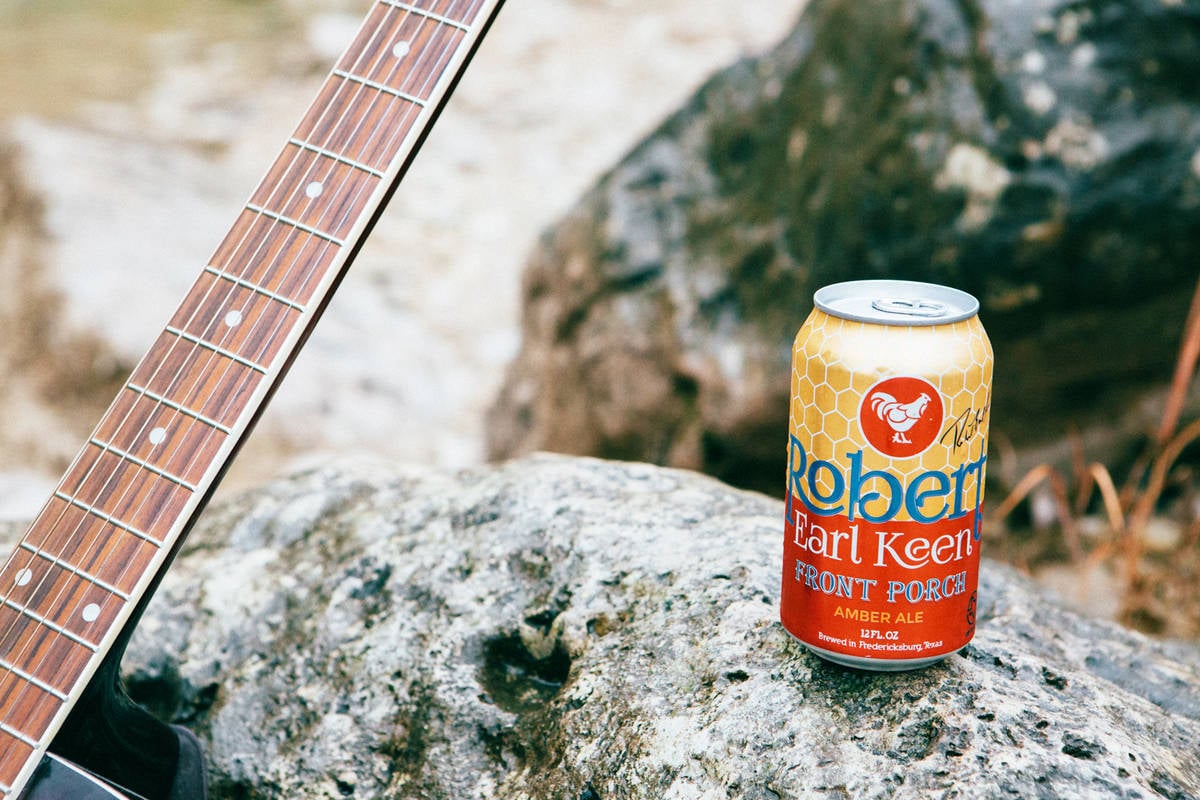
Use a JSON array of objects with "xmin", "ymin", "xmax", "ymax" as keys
[{"xmin": 813, "ymin": 279, "xmax": 980, "ymax": 326}]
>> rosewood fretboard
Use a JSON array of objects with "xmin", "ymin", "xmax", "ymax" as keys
[{"xmin": 0, "ymin": 1, "xmax": 504, "ymax": 795}]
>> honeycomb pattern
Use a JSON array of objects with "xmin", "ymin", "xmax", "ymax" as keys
[{"xmin": 789, "ymin": 309, "xmax": 994, "ymax": 521}]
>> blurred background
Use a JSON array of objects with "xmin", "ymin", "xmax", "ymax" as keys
[
  {"xmin": 0, "ymin": 0, "xmax": 801, "ymax": 498},
  {"xmin": 1, "ymin": 0, "xmax": 1198, "ymax": 640}
]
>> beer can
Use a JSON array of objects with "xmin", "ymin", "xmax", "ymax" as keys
[{"xmin": 781, "ymin": 279, "xmax": 993, "ymax": 670}]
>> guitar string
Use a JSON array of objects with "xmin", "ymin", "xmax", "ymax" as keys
[
  {"xmin": 0, "ymin": 0, "xmax": 479, "ymax": 760},
  {"xmin": 0, "ymin": 1, "xmax": 463, "ymax": 762}
]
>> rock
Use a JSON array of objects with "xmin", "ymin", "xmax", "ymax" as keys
[
  {"xmin": 486, "ymin": 0, "xmax": 1200, "ymax": 495},
  {"xmin": 90, "ymin": 455, "xmax": 1200, "ymax": 798}
]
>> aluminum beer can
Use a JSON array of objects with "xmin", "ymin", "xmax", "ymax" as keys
[{"xmin": 782, "ymin": 279, "xmax": 992, "ymax": 670}]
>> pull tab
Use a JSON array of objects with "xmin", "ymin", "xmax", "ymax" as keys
[{"xmin": 871, "ymin": 297, "xmax": 949, "ymax": 318}]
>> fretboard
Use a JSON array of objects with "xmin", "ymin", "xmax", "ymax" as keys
[{"xmin": 0, "ymin": 1, "xmax": 503, "ymax": 795}]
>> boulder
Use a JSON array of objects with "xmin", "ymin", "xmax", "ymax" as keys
[
  {"xmin": 89, "ymin": 456, "xmax": 1200, "ymax": 798},
  {"xmin": 486, "ymin": 0, "xmax": 1200, "ymax": 495}
]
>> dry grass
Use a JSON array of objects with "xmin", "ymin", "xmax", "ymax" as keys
[{"xmin": 991, "ymin": 275, "xmax": 1200, "ymax": 638}]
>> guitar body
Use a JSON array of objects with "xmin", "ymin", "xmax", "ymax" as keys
[
  {"xmin": 20, "ymin": 720, "xmax": 205, "ymax": 800},
  {"xmin": 21, "ymin": 727, "xmax": 204, "ymax": 800},
  {"xmin": 20, "ymin": 755, "xmax": 136, "ymax": 800}
]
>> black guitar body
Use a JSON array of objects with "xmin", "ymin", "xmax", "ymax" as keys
[
  {"xmin": 21, "ymin": 755, "xmax": 140, "ymax": 800},
  {"xmin": 19, "ymin": 724, "xmax": 204, "ymax": 800},
  {"xmin": 17, "ymin": 647, "xmax": 207, "ymax": 800}
]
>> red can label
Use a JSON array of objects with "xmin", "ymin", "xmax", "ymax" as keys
[{"xmin": 782, "ymin": 302, "xmax": 992, "ymax": 666}]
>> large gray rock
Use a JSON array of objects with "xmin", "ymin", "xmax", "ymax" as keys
[
  {"xmin": 101, "ymin": 456, "xmax": 1200, "ymax": 799},
  {"xmin": 487, "ymin": 0, "xmax": 1200, "ymax": 495}
]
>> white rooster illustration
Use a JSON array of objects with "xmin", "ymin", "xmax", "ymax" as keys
[{"xmin": 869, "ymin": 391, "xmax": 932, "ymax": 444}]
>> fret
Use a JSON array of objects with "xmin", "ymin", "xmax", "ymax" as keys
[
  {"xmin": 251, "ymin": 144, "xmax": 382, "ymax": 242},
  {"xmin": 204, "ymin": 266, "xmax": 307, "ymax": 314},
  {"xmin": 51, "ymin": 493, "xmax": 160, "ymax": 548},
  {"xmin": 37, "ymin": 495, "xmax": 160, "ymax": 595},
  {"xmin": 94, "ymin": 389, "xmax": 227, "ymax": 488},
  {"xmin": 399, "ymin": 0, "xmax": 490, "ymax": 27},
  {"xmin": 0, "ymin": 666, "xmax": 64, "ymax": 740},
  {"xmin": 210, "ymin": 211, "xmax": 340, "ymax": 307},
  {"xmin": 0, "ymin": 600, "xmax": 99, "ymax": 654},
  {"xmin": 128, "ymin": 381, "xmax": 234, "ymax": 435},
  {"xmin": 351, "ymin": 10, "xmax": 465, "ymax": 103},
  {"xmin": 294, "ymin": 74, "xmax": 423, "ymax": 172},
  {"xmin": 169, "ymin": 274, "xmax": 303, "ymax": 372},
  {"xmin": 244, "ymin": 204, "xmax": 345, "ymax": 248},
  {"xmin": 0, "ymin": 727, "xmax": 34, "ymax": 751},
  {"xmin": 130, "ymin": 330, "xmax": 266, "ymax": 429},
  {"xmin": 332, "ymin": 68, "xmax": 425, "ymax": 106},
  {"xmin": 0, "ymin": 662, "xmax": 66, "ymax": 703},
  {"xmin": 0, "ymin": 731, "xmax": 33, "ymax": 789},
  {"xmin": 17, "ymin": 543, "xmax": 131, "ymax": 602},
  {"xmin": 0, "ymin": 606, "xmax": 95, "ymax": 695},
  {"xmin": 59, "ymin": 444, "xmax": 193, "ymax": 543},
  {"xmin": 0, "ymin": 555, "xmax": 122, "ymax": 649},
  {"xmin": 163, "ymin": 325, "xmax": 269, "ymax": 375},
  {"xmin": 287, "ymin": 138, "xmax": 386, "ymax": 179},
  {"xmin": 339, "ymin": 3, "xmax": 465, "ymax": 103},
  {"xmin": 381, "ymin": 0, "xmax": 471, "ymax": 32},
  {"xmin": 4, "ymin": 548, "xmax": 130, "ymax": 624},
  {"xmin": 87, "ymin": 438, "xmax": 197, "ymax": 493}
]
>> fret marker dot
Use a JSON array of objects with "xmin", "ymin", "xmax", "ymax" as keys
[
  {"xmin": 392, "ymin": 40, "xmax": 411, "ymax": 58},
  {"xmin": 225, "ymin": 309, "xmax": 243, "ymax": 327},
  {"xmin": 15, "ymin": 569, "xmax": 32, "ymax": 587},
  {"xmin": 82, "ymin": 603, "xmax": 101, "ymax": 623},
  {"xmin": 305, "ymin": 181, "xmax": 324, "ymax": 199},
  {"xmin": 149, "ymin": 427, "xmax": 167, "ymax": 445}
]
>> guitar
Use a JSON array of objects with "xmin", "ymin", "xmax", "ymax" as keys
[{"xmin": 0, "ymin": 1, "xmax": 505, "ymax": 797}]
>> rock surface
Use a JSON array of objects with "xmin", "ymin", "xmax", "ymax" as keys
[
  {"xmin": 82, "ymin": 455, "xmax": 1200, "ymax": 799},
  {"xmin": 487, "ymin": 0, "xmax": 1200, "ymax": 494}
]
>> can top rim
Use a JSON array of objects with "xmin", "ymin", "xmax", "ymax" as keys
[{"xmin": 813, "ymin": 280, "xmax": 980, "ymax": 326}]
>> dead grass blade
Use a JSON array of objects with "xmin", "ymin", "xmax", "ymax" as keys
[
  {"xmin": 1086, "ymin": 462, "xmax": 1125, "ymax": 534},
  {"xmin": 994, "ymin": 464, "xmax": 1056, "ymax": 522},
  {"xmin": 1157, "ymin": 273, "xmax": 1200, "ymax": 445},
  {"xmin": 993, "ymin": 463, "xmax": 1083, "ymax": 562},
  {"xmin": 1128, "ymin": 416, "xmax": 1200, "ymax": 540}
]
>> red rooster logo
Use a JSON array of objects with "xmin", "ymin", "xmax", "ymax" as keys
[
  {"xmin": 869, "ymin": 391, "xmax": 932, "ymax": 444},
  {"xmin": 859, "ymin": 376, "xmax": 944, "ymax": 457}
]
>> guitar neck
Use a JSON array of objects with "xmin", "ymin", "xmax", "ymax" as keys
[{"xmin": 0, "ymin": 1, "xmax": 504, "ymax": 795}]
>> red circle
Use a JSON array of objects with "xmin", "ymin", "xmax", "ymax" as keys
[{"xmin": 858, "ymin": 376, "xmax": 945, "ymax": 457}]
